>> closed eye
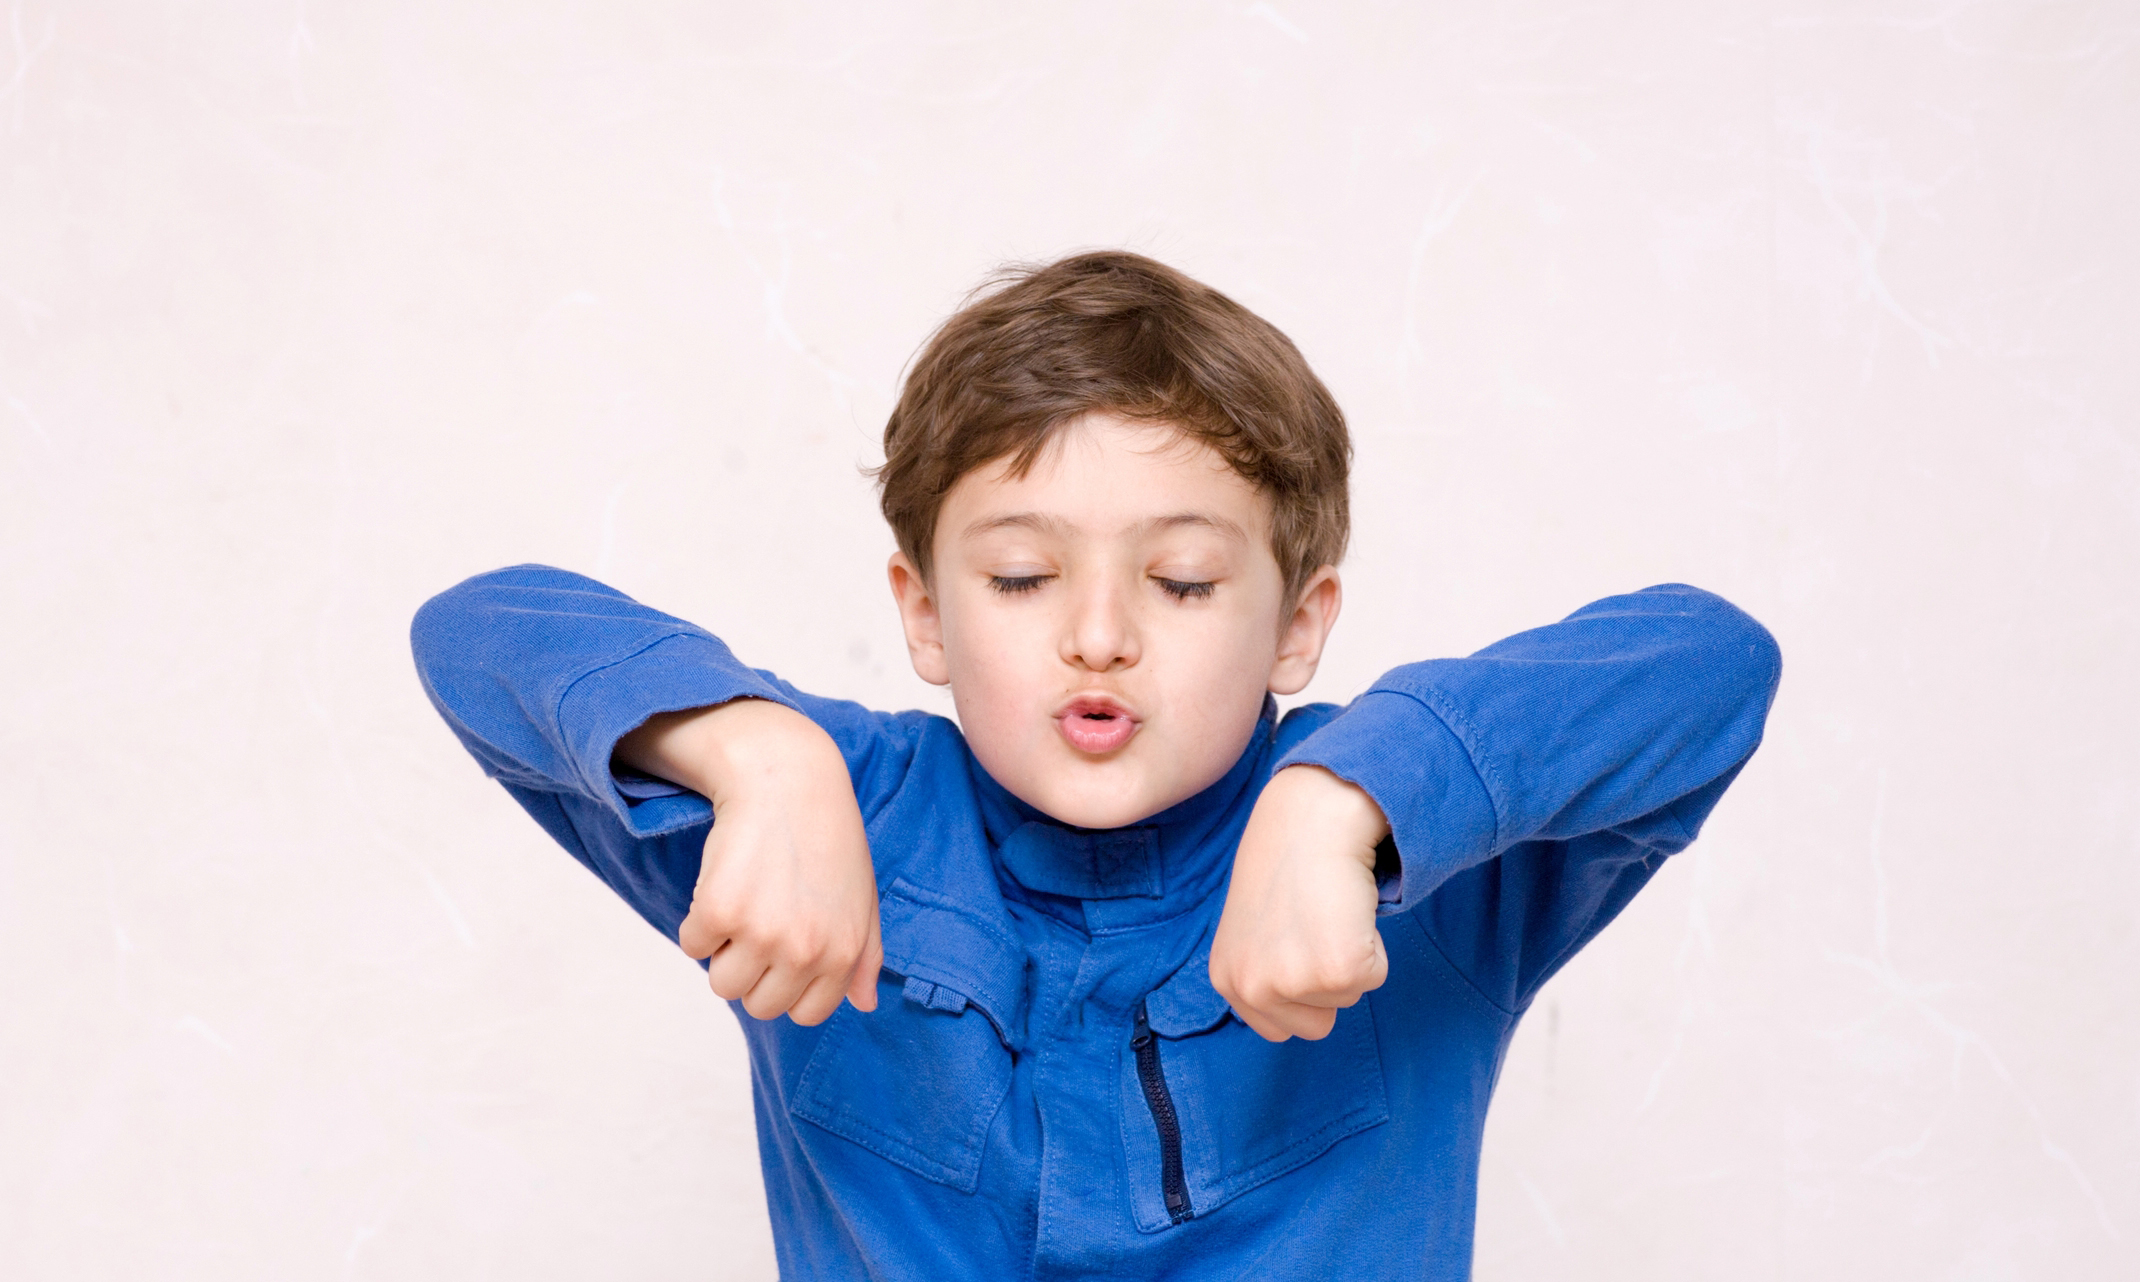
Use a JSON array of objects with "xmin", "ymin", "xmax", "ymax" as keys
[
  {"xmin": 1154, "ymin": 577, "xmax": 1216, "ymax": 600},
  {"xmin": 989, "ymin": 574, "xmax": 1053, "ymax": 596}
]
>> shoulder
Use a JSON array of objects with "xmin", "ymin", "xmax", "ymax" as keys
[{"xmin": 1273, "ymin": 701, "xmax": 1345, "ymax": 758}]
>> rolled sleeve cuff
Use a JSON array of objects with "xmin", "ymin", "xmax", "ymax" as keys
[
  {"xmin": 553, "ymin": 631, "xmax": 799, "ymax": 837},
  {"xmin": 1274, "ymin": 689, "xmax": 1500, "ymax": 914}
]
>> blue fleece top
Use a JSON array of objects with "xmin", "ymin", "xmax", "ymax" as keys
[{"xmin": 411, "ymin": 567, "xmax": 1780, "ymax": 1281}]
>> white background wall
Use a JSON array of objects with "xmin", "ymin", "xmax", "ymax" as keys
[{"xmin": 3, "ymin": 2, "xmax": 2134, "ymax": 1278}]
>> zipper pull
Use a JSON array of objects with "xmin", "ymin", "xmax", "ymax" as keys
[{"xmin": 1132, "ymin": 1001, "xmax": 1154, "ymax": 1049}]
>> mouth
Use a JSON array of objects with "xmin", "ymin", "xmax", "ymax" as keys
[{"xmin": 1055, "ymin": 695, "xmax": 1140, "ymax": 756}]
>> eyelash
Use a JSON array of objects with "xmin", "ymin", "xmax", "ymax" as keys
[{"xmin": 987, "ymin": 575, "xmax": 1215, "ymax": 600}]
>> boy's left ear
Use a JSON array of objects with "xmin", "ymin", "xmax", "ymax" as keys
[{"xmin": 1267, "ymin": 566, "xmax": 1342, "ymax": 697}]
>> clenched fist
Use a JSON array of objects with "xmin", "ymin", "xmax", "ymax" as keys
[
  {"xmin": 1210, "ymin": 764, "xmax": 1391, "ymax": 1042},
  {"xmin": 617, "ymin": 698, "xmax": 882, "ymax": 1025}
]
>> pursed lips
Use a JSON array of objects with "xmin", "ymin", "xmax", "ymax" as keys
[{"xmin": 1055, "ymin": 695, "xmax": 1139, "ymax": 755}]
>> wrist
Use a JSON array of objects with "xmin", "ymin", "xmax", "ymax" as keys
[
  {"xmin": 617, "ymin": 698, "xmax": 832, "ymax": 809},
  {"xmin": 1270, "ymin": 764, "xmax": 1390, "ymax": 869},
  {"xmin": 698, "ymin": 700, "xmax": 840, "ymax": 810}
]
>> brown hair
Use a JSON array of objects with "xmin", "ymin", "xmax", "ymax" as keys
[{"xmin": 875, "ymin": 250, "xmax": 1351, "ymax": 601}]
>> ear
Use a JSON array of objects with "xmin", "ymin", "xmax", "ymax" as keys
[
  {"xmin": 887, "ymin": 552, "xmax": 951, "ymax": 686},
  {"xmin": 1267, "ymin": 566, "xmax": 1343, "ymax": 697}
]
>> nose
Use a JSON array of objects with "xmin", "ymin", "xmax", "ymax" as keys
[{"xmin": 1060, "ymin": 577, "xmax": 1140, "ymax": 673}]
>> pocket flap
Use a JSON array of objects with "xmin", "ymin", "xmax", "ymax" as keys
[
  {"xmin": 1145, "ymin": 937, "xmax": 1231, "ymax": 1037},
  {"xmin": 877, "ymin": 877, "xmax": 1029, "ymax": 1047}
]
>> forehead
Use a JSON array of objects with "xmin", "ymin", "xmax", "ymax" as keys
[{"xmin": 941, "ymin": 413, "xmax": 1271, "ymax": 539}]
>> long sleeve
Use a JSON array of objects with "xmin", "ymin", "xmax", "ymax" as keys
[
  {"xmin": 410, "ymin": 564, "xmax": 930, "ymax": 939},
  {"xmin": 1277, "ymin": 583, "xmax": 1781, "ymax": 1011}
]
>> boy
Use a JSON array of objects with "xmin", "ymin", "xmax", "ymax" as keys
[{"xmin": 412, "ymin": 251, "xmax": 1779, "ymax": 1280}]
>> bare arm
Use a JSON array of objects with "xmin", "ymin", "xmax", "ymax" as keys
[{"xmin": 618, "ymin": 698, "xmax": 883, "ymax": 1024}]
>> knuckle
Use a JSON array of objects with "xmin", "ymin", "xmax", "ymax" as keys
[
  {"xmin": 692, "ymin": 902, "xmax": 743, "ymax": 940},
  {"xmin": 1271, "ymin": 965, "xmax": 1317, "ymax": 1001},
  {"xmin": 1309, "ymin": 946, "xmax": 1376, "ymax": 993},
  {"xmin": 779, "ymin": 932, "xmax": 826, "ymax": 970},
  {"xmin": 1309, "ymin": 963, "xmax": 1353, "ymax": 993},
  {"xmin": 789, "ymin": 996, "xmax": 838, "ymax": 1027}
]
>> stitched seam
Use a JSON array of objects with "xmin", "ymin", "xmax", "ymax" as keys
[
  {"xmin": 1396, "ymin": 908, "xmax": 1516, "ymax": 1019},
  {"xmin": 552, "ymin": 630, "xmax": 729, "ymax": 800},
  {"xmin": 792, "ymin": 1010, "xmax": 1004, "ymax": 1189},
  {"xmin": 1508, "ymin": 853, "xmax": 1667, "ymax": 1014},
  {"xmin": 801, "ymin": 1106, "xmax": 978, "ymax": 1182},
  {"xmin": 1212, "ymin": 1105, "xmax": 1387, "ymax": 1204},
  {"xmin": 1087, "ymin": 894, "xmax": 1220, "ymax": 938},
  {"xmin": 883, "ymin": 965, "xmax": 1015, "ymax": 1046},
  {"xmin": 884, "ymin": 879, "xmax": 1022, "ymax": 952},
  {"xmin": 1117, "ymin": 1030, "xmax": 1172, "ymax": 1234},
  {"xmin": 1147, "ymin": 946, "xmax": 1227, "ymax": 1037},
  {"xmin": 1183, "ymin": 1009, "xmax": 1391, "ymax": 1213},
  {"xmin": 878, "ymin": 882, "xmax": 1026, "ymax": 1043},
  {"xmin": 1369, "ymin": 685, "xmax": 1508, "ymax": 852}
]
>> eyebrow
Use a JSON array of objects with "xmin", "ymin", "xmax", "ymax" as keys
[
  {"xmin": 1137, "ymin": 512, "xmax": 1250, "ymax": 542},
  {"xmin": 957, "ymin": 511, "xmax": 1249, "ymax": 542},
  {"xmin": 959, "ymin": 512, "xmax": 1073, "ymax": 540}
]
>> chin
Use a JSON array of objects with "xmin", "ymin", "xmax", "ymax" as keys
[
  {"xmin": 976, "ymin": 734, "xmax": 1196, "ymax": 830},
  {"xmin": 1017, "ymin": 768, "xmax": 1165, "ymax": 831},
  {"xmin": 1016, "ymin": 788, "xmax": 1119, "ymax": 830}
]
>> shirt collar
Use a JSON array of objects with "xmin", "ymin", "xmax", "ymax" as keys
[{"xmin": 973, "ymin": 696, "xmax": 1278, "ymax": 909}]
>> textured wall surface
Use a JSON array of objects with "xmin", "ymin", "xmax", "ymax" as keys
[{"xmin": 2, "ymin": 3, "xmax": 2135, "ymax": 1278}]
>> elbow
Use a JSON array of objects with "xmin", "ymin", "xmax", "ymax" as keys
[
  {"xmin": 1700, "ymin": 600, "xmax": 1783, "ymax": 754},
  {"xmin": 1636, "ymin": 584, "xmax": 1784, "ymax": 726},
  {"xmin": 1717, "ymin": 601, "xmax": 1783, "ymax": 713},
  {"xmin": 409, "ymin": 565, "xmax": 536, "ymax": 675},
  {"xmin": 410, "ymin": 574, "xmax": 491, "ymax": 672},
  {"xmin": 408, "ymin": 585, "xmax": 477, "ymax": 697},
  {"xmin": 1643, "ymin": 584, "xmax": 1782, "ymax": 706},
  {"xmin": 410, "ymin": 564, "xmax": 579, "ymax": 662},
  {"xmin": 410, "ymin": 589, "xmax": 453, "ymax": 672},
  {"xmin": 1751, "ymin": 619, "xmax": 1783, "ymax": 705}
]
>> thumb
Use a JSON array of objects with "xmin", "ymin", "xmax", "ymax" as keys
[
  {"xmin": 845, "ymin": 910, "xmax": 883, "ymax": 1012},
  {"xmin": 1362, "ymin": 928, "xmax": 1390, "ymax": 992}
]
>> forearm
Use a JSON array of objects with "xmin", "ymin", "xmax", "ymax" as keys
[
  {"xmin": 615, "ymin": 697, "xmax": 844, "ymax": 811},
  {"xmin": 411, "ymin": 564, "xmax": 799, "ymax": 833},
  {"xmin": 1260, "ymin": 765, "xmax": 1390, "ymax": 865},
  {"xmin": 1278, "ymin": 584, "xmax": 1781, "ymax": 907}
]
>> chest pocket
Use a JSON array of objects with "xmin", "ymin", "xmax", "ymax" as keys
[
  {"xmin": 1118, "ymin": 947, "xmax": 1390, "ymax": 1231},
  {"xmin": 790, "ymin": 880, "xmax": 1025, "ymax": 1194}
]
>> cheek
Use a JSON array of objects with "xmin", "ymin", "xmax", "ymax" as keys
[
  {"xmin": 940, "ymin": 605, "xmax": 1049, "ymax": 725},
  {"xmin": 1161, "ymin": 613, "xmax": 1281, "ymax": 723}
]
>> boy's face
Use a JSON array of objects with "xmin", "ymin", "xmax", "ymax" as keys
[{"xmin": 888, "ymin": 413, "xmax": 1342, "ymax": 830}]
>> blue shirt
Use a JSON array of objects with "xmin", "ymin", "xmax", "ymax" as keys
[{"xmin": 411, "ymin": 567, "xmax": 1780, "ymax": 1281}]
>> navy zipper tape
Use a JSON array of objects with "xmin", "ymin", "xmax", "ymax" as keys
[{"xmin": 1132, "ymin": 1000, "xmax": 1193, "ymax": 1224}]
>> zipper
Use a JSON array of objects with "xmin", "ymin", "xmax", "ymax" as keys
[{"xmin": 1131, "ymin": 1000, "xmax": 1193, "ymax": 1224}]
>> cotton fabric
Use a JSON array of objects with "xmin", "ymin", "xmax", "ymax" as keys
[{"xmin": 411, "ymin": 567, "xmax": 1780, "ymax": 1281}]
